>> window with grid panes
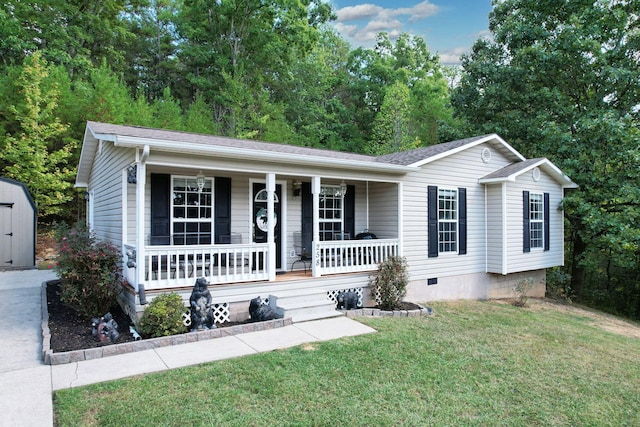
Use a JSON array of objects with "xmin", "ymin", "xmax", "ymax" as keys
[
  {"xmin": 529, "ymin": 193, "xmax": 544, "ymax": 249},
  {"xmin": 172, "ymin": 177, "xmax": 212, "ymax": 245},
  {"xmin": 319, "ymin": 186, "xmax": 343, "ymax": 240},
  {"xmin": 438, "ymin": 188, "xmax": 458, "ymax": 253}
]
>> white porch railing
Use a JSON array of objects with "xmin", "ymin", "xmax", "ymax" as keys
[
  {"xmin": 313, "ymin": 238, "xmax": 399, "ymax": 276},
  {"xmin": 141, "ymin": 243, "xmax": 270, "ymax": 289}
]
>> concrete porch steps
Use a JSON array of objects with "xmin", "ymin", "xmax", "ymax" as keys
[{"xmin": 269, "ymin": 288, "xmax": 343, "ymax": 323}]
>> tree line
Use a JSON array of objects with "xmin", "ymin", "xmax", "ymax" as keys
[{"xmin": 1, "ymin": 0, "xmax": 639, "ymax": 319}]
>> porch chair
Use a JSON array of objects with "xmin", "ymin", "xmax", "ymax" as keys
[{"xmin": 291, "ymin": 231, "xmax": 312, "ymax": 274}]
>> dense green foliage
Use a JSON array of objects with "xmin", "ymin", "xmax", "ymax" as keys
[
  {"xmin": 369, "ymin": 255, "xmax": 409, "ymax": 310},
  {"xmin": 453, "ymin": 0, "xmax": 640, "ymax": 318},
  {"xmin": 0, "ymin": 0, "xmax": 455, "ymax": 224},
  {"xmin": 54, "ymin": 223, "xmax": 123, "ymax": 319},
  {"xmin": 138, "ymin": 293, "xmax": 188, "ymax": 338},
  {"xmin": 53, "ymin": 301, "xmax": 640, "ymax": 425}
]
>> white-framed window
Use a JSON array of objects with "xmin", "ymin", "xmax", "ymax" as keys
[
  {"xmin": 319, "ymin": 185, "xmax": 344, "ymax": 240},
  {"xmin": 171, "ymin": 176, "xmax": 213, "ymax": 245},
  {"xmin": 438, "ymin": 188, "xmax": 458, "ymax": 253},
  {"xmin": 529, "ymin": 192, "xmax": 544, "ymax": 249}
]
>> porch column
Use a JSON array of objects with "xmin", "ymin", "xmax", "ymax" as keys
[
  {"xmin": 266, "ymin": 173, "xmax": 277, "ymax": 281},
  {"xmin": 397, "ymin": 181, "xmax": 403, "ymax": 257},
  {"xmin": 311, "ymin": 176, "xmax": 321, "ymax": 277},
  {"xmin": 135, "ymin": 146, "xmax": 149, "ymax": 300}
]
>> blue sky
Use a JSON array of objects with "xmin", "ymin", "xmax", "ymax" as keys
[{"xmin": 330, "ymin": 0, "xmax": 493, "ymax": 64}]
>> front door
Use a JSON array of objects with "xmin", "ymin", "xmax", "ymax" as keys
[{"xmin": 253, "ymin": 183, "xmax": 282, "ymax": 268}]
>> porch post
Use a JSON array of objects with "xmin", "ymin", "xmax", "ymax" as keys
[
  {"xmin": 397, "ymin": 181, "xmax": 403, "ymax": 257},
  {"xmin": 135, "ymin": 146, "xmax": 149, "ymax": 300},
  {"xmin": 311, "ymin": 176, "xmax": 321, "ymax": 277},
  {"xmin": 266, "ymin": 173, "xmax": 276, "ymax": 281}
]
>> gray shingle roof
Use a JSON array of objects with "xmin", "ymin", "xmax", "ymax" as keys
[
  {"xmin": 480, "ymin": 158, "xmax": 544, "ymax": 180},
  {"xmin": 89, "ymin": 122, "xmax": 500, "ymax": 167},
  {"xmin": 374, "ymin": 135, "xmax": 494, "ymax": 165},
  {"xmin": 88, "ymin": 121, "xmax": 376, "ymax": 163}
]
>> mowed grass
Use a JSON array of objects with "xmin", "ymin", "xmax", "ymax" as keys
[{"xmin": 53, "ymin": 300, "xmax": 640, "ymax": 426}]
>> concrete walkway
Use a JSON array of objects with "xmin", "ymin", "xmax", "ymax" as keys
[{"xmin": 0, "ymin": 269, "xmax": 376, "ymax": 427}]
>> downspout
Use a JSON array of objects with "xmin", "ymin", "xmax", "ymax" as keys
[
  {"xmin": 502, "ymin": 182, "xmax": 508, "ymax": 275},
  {"xmin": 366, "ymin": 181, "xmax": 370, "ymax": 230},
  {"xmin": 484, "ymin": 185, "xmax": 487, "ymax": 273},
  {"xmin": 136, "ymin": 145, "xmax": 150, "ymax": 304}
]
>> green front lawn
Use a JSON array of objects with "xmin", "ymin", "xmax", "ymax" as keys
[{"xmin": 53, "ymin": 300, "xmax": 640, "ymax": 426}]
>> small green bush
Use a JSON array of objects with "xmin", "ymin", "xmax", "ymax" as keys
[
  {"xmin": 370, "ymin": 255, "xmax": 409, "ymax": 311},
  {"xmin": 54, "ymin": 222, "xmax": 123, "ymax": 319},
  {"xmin": 138, "ymin": 293, "xmax": 187, "ymax": 338},
  {"xmin": 513, "ymin": 278, "xmax": 534, "ymax": 307}
]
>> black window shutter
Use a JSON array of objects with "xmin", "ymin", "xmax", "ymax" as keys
[
  {"xmin": 344, "ymin": 185, "xmax": 355, "ymax": 238},
  {"xmin": 458, "ymin": 187, "xmax": 467, "ymax": 255},
  {"xmin": 214, "ymin": 177, "xmax": 231, "ymax": 243},
  {"xmin": 428, "ymin": 186, "xmax": 438, "ymax": 257},
  {"xmin": 301, "ymin": 182, "xmax": 314, "ymax": 253},
  {"xmin": 150, "ymin": 174, "xmax": 170, "ymax": 245},
  {"xmin": 523, "ymin": 191, "xmax": 530, "ymax": 253},
  {"xmin": 544, "ymin": 192, "xmax": 550, "ymax": 251}
]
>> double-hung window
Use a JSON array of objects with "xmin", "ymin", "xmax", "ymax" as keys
[
  {"xmin": 172, "ymin": 177, "xmax": 212, "ymax": 245},
  {"xmin": 529, "ymin": 193, "xmax": 544, "ymax": 249},
  {"xmin": 428, "ymin": 186, "xmax": 467, "ymax": 257},
  {"xmin": 523, "ymin": 191, "xmax": 549, "ymax": 252},
  {"xmin": 438, "ymin": 189, "xmax": 458, "ymax": 253},
  {"xmin": 319, "ymin": 185, "xmax": 343, "ymax": 241}
]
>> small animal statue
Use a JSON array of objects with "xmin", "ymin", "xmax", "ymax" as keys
[
  {"xmin": 336, "ymin": 291, "xmax": 360, "ymax": 310},
  {"xmin": 92, "ymin": 313, "xmax": 120, "ymax": 344},
  {"xmin": 249, "ymin": 296, "xmax": 284, "ymax": 322},
  {"xmin": 189, "ymin": 277, "xmax": 216, "ymax": 331}
]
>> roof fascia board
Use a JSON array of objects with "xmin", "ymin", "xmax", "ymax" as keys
[
  {"xmin": 115, "ymin": 135, "xmax": 418, "ymax": 174},
  {"xmin": 409, "ymin": 134, "xmax": 526, "ymax": 168}
]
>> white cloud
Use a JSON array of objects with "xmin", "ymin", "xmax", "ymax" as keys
[
  {"xmin": 334, "ymin": 1, "xmax": 439, "ymax": 43},
  {"xmin": 437, "ymin": 47, "xmax": 469, "ymax": 65}
]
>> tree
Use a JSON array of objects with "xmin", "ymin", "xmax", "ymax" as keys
[
  {"xmin": 1, "ymin": 52, "xmax": 76, "ymax": 221},
  {"xmin": 368, "ymin": 81, "xmax": 418, "ymax": 154},
  {"xmin": 453, "ymin": 0, "xmax": 640, "ymax": 316},
  {"xmin": 347, "ymin": 33, "xmax": 454, "ymax": 149}
]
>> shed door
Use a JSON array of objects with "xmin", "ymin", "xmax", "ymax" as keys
[{"xmin": 0, "ymin": 203, "xmax": 13, "ymax": 267}]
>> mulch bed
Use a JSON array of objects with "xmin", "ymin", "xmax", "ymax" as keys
[
  {"xmin": 46, "ymin": 281, "xmax": 250, "ymax": 353},
  {"xmin": 46, "ymin": 281, "xmax": 135, "ymax": 352},
  {"xmin": 47, "ymin": 280, "xmax": 422, "ymax": 353}
]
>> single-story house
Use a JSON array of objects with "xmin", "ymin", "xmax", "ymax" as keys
[{"xmin": 76, "ymin": 121, "xmax": 577, "ymax": 323}]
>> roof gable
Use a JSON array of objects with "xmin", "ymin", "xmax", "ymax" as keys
[
  {"xmin": 376, "ymin": 134, "xmax": 526, "ymax": 167},
  {"xmin": 479, "ymin": 158, "xmax": 578, "ymax": 188}
]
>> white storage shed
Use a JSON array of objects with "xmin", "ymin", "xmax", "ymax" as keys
[{"xmin": 0, "ymin": 177, "xmax": 37, "ymax": 269}]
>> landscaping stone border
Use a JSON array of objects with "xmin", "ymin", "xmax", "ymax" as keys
[
  {"xmin": 40, "ymin": 283, "xmax": 293, "ymax": 366},
  {"xmin": 342, "ymin": 304, "xmax": 434, "ymax": 318}
]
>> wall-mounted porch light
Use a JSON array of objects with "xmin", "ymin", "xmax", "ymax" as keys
[
  {"xmin": 292, "ymin": 181, "xmax": 302, "ymax": 198},
  {"xmin": 337, "ymin": 180, "xmax": 348, "ymax": 197},
  {"xmin": 196, "ymin": 170, "xmax": 206, "ymax": 192}
]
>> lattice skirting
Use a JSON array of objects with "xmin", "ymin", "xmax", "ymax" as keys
[
  {"xmin": 183, "ymin": 302, "xmax": 231, "ymax": 327},
  {"xmin": 327, "ymin": 288, "xmax": 363, "ymax": 308}
]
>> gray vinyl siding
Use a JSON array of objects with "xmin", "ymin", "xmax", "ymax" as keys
[
  {"xmin": 504, "ymin": 170, "xmax": 565, "ymax": 273},
  {"xmin": 90, "ymin": 142, "xmax": 134, "ymax": 247},
  {"xmin": 368, "ymin": 182, "xmax": 399, "ymax": 239},
  {"xmin": 485, "ymin": 183, "xmax": 504, "ymax": 273},
  {"xmin": 402, "ymin": 143, "xmax": 513, "ymax": 282}
]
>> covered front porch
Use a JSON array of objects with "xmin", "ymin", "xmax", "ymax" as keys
[{"xmin": 122, "ymin": 165, "xmax": 402, "ymax": 294}]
